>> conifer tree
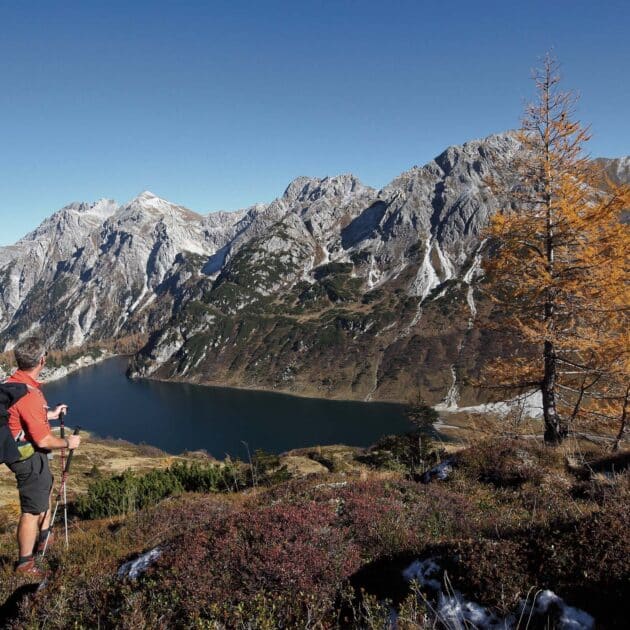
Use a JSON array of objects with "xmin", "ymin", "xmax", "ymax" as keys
[{"xmin": 483, "ymin": 55, "xmax": 629, "ymax": 444}]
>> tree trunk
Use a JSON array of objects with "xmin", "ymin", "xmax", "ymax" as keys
[
  {"xmin": 613, "ymin": 385, "xmax": 629, "ymax": 451},
  {"xmin": 542, "ymin": 340, "xmax": 565, "ymax": 444}
]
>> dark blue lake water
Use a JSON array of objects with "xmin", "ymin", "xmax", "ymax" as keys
[{"xmin": 43, "ymin": 357, "xmax": 414, "ymax": 457}]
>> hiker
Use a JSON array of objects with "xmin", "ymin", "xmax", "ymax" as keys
[{"xmin": 4, "ymin": 336, "xmax": 81, "ymax": 576}]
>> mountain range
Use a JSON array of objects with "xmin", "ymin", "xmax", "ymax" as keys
[{"xmin": 1, "ymin": 133, "xmax": 627, "ymax": 405}]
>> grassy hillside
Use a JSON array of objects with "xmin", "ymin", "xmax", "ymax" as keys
[
  {"xmin": 0, "ymin": 433, "xmax": 182, "ymax": 519},
  {"xmin": 0, "ymin": 434, "xmax": 628, "ymax": 628}
]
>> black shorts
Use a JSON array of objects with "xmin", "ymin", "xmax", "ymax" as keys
[{"xmin": 8, "ymin": 452, "xmax": 53, "ymax": 514}]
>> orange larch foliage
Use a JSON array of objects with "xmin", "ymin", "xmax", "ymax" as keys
[{"xmin": 483, "ymin": 55, "xmax": 630, "ymax": 444}]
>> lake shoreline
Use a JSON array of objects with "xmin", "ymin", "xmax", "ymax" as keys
[
  {"xmin": 139, "ymin": 371, "xmax": 411, "ymax": 408},
  {"xmin": 43, "ymin": 357, "xmax": 418, "ymax": 456},
  {"xmin": 38, "ymin": 354, "xmax": 468, "ymax": 446}
]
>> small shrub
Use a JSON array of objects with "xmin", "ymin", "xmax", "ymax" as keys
[
  {"xmin": 247, "ymin": 449, "xmax": 292, "ymax": 486},
  {"xmin": 357, "ymin": 430, "xmax": 444, "ymax": 477},
  {"xmin": 361, "ymin": 288, "xmax": 385, "ymax": 304},
  {"xmin": 405, "ymin": 394, "xmax": 440, "ymax": 428},
  {"xmin": 135, "ymin": 442, "xmax": 167, "ymax": 457},
  {"xmin": 86, "ymin": 464, "xmax": 102, "ymax": 479},
  {"xmin": 457, "ymin": 439, "xmax": 549, "ymax": 488},
  {"xmin": 75, "ymin": 461, "xmax": 245, "ymax": 519},
  {"xmin": 75, "ymin": 469, "xmax": 184, "ymax": 519},
  {"xmin": 307, "ymin": 449, "xmax": 337, "ymax": 471}
]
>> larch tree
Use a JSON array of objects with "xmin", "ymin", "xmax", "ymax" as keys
[{"xmin": 482, "ymin": 55, "xmax": 630, "ymax": 445}]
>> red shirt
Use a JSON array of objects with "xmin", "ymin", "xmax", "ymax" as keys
[{"xmin": 7, "ymin": 370, "xmax": 51, "ymax": 445}]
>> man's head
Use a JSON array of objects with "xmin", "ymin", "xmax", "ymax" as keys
[{"xmin": 14, "ymin": 336, "xmax": 47, "ymax": 372}]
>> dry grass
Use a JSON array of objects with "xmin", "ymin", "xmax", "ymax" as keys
[{"xmin": 0, "ymin": 432, "xmax": 181, "ymax": 518}]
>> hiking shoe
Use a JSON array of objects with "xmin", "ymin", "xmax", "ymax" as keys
[
  {"xmin": 15, "ymin": 558, "xmax": 47, "ymax": 579},
  {"xmin": 36, "ymin": 530, "xmax": 54, "ymax": 554}
]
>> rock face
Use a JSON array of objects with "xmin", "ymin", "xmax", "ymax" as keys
[
  {"xmin": 130, "ymin": 133, "xmax": 522, "ymax": 404},
  {"xmin": 0, "ymin": 192, "xmax": 242, "ymax": 348},
  {"xmin": 1, "ymin": 136, "xmax": 627, "ymax": 404},
  {"xmin": 593, "ymin": 156, "xmax": 630, "ymax": 187}
]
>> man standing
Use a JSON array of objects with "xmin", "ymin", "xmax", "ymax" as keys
[{"xmin": 5, "ymin": 336, "xmax": 81, "ymax": 577}]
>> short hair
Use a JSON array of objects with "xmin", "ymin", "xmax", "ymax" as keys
[{"xmin": 14, "ymin": 336, "xmax": 47, "ymax": 371}]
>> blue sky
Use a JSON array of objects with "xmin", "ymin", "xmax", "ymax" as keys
[{"xmin": 1, "ymin": 0, "xmax": 628, "ymax": 245}]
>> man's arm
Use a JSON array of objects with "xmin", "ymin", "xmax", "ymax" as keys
[
  {"xmin": 35, "ymin": 433, "xmax": 81, "ymax": 450},
  {"xmin": 14, "ymin": 391, "xmax": 80, "ymax": 451}
]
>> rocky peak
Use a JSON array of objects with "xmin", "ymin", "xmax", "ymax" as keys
[
  {"xmin": 282, "ymin": 176, "xmax": 322, "ymax": 203},
  {"xmin": 116, "ymin": 191, "xmax": 203, "ymax": 223},
  {"xmin": 62, "ymin": 198, "xmax": 119, "ymax": 218},
  {"xmin": 283, "ymin": 174, "xmax": 370, "ymax": 205}
]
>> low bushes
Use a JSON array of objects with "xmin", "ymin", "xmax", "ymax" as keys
[
  {"xmin": 456, "ymin": 438, "xmax": 557, "ymax": 488},
  {"xmin": 428, "ymin": 486, "xmax": 630, "ymax": 626},
  {"xmin": 75, "ymin": 460, "xmax": 243, "ymax": 519},
  {"xmin": 152, "ymin": 501, "xmax": 363, "ymax": 627},
  {"xmin": 357, "ymin": 430, "xmax": 444, "ymax": 477},
  {"xmin": 74, "ymin": 452, "xmax": 292, "ymax": 519},
  {"xmin": 4, "ymin": 439, "xmax": 628, "ymax": 628}
]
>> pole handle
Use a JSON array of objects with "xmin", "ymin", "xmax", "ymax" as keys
[
  {"xmin": 64, "ymin": 426, "xmax": 81, "ymax": 474},
  {"xmin": 59, "ymin": 409, "xmax": 65, "ymax": 439}
]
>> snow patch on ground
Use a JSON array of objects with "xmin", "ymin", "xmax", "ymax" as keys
[
  {"xmin": 531, "ymin": 590, "xmax": 594, "ymax": 629},
  {"xmin": 442, "ymin": 390, "xmax": 543, "ymax": 419},
  {"xmin": 402, "ymin": 558, "xmax": 594, "ymax": 629},
  {"xmin": 403, "ymin": 558, "xmax": 442, "ymax": 590},
  {"xmin": 421, "ymin": 459, "xmax": 454, "ymax": 483},
  {"xmin": 118, "ymin": 547, "xmax": 162, "ymax": 581}
]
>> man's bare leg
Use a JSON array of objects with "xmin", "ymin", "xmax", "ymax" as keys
[
  {"xmin": 17, "ymin": 512, "xmax": 40, "ymax": 558},
  {"xmin": 39, "ymin": 494, "xmax": 52, "ymax": 531}
]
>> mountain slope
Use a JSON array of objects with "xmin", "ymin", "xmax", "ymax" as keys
[
  {"xmin": 130, "ymin": 133, "xmax": 521, "ymax": 404},
  {"xmin": 1, "ymin": 138, "xmax": 627, "ymax": 404},
  {"xmin": 0, "ymin": 192, "xmax": 242, "ymax": 348}
]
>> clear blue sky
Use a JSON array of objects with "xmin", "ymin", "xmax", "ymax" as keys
[{"xmin": 1, "ymin": 0, "xmax": 628, "ymax": 245}]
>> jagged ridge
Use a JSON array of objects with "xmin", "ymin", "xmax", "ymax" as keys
[{"xmin": 1, "ymin": 135, "xmax": 627, "ymax": 404}]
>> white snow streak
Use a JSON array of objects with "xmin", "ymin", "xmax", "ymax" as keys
[
  {"xmin": 118, "ymin": 547, "xmax": 162, "ymax": 581},
  {"xmin": 402, "ymin": 559, "xmax": 595, "ymax": 629}
]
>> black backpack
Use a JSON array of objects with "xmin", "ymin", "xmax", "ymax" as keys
[{"xmin": 0, "ymin": 382, "xmax": 28, "ymax": 465}]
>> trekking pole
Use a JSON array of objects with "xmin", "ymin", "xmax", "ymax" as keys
[
  {"xmin": 59, "ymin": 408, "xmax": 66, "ymax": 471},
  {"xmin": 59, "ymin": 410, "xmax": 68, "ymax": 548},
  {"xmin": 41, "ymin": 426, "xmax": 81, "ymax": 558}
]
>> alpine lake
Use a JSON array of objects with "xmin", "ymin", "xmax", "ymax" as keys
[{"xmin": 43, "ymin": 356, "xmax": 417, "ymax": 458}]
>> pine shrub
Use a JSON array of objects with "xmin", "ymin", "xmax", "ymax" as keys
[{"xmin": 75, "ymin": 460, "xmax": 244, "ymax": 519}]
